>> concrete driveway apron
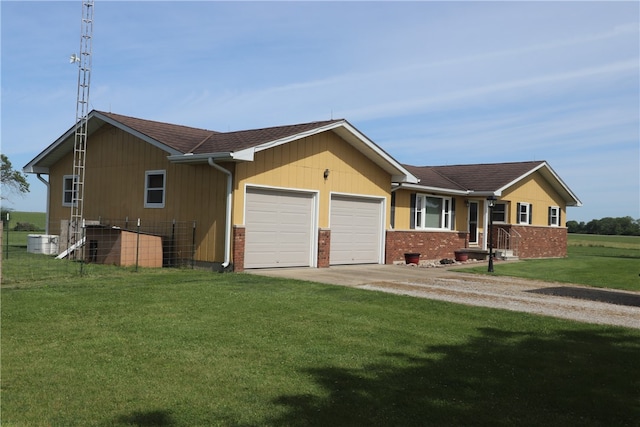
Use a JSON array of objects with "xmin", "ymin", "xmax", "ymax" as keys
[{"xmin": 245, "ymin": 264, "xmax": 640, "ymax": 329}]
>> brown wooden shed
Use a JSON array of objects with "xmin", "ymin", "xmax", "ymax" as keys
[{"xmin": 85, "ymin": 226, "xmax": 163, "ymax": 268}]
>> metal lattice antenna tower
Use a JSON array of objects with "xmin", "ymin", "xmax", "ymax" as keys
[{"xmin": 69, "ymin": 0, "xmax": 94, "ymax": 258}]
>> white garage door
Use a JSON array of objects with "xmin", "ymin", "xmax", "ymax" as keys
[
  {"xmin": 330, "ymin": 196, "xmax": 383, "ymax": 265},
  {"xmin": 245, "ymin": 188, "xmax": 315, "ymax": 269}
]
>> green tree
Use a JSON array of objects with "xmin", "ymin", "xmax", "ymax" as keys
[
  {"xmin": 578, "ymin": 216, "xmax": 640, "ymax": 236},
  {"xmin": 1, "ymin": 154, "xmax": 30, "ymax": 200},
  {"xmin": 566, "ymin": 220, "xmax": 585, "ymax": 233}
]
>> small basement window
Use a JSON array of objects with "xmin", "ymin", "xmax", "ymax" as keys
[{"xmin": 144, "ymin": 170, "xmax": 166, "ymax": 208}]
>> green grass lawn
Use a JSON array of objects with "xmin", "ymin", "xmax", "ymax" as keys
[
  {"xmin": 462, "ymin": 234, "xmax": 640, "ymax": 291},
  {"xmin": 2, "ymin": 257, "xmax": 640, "ymax": 426},
  {"xmin": 3, "ymin": 213, "xmax": 638, "ymax": 290}
]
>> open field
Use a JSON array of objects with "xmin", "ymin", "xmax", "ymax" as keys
[
  {"xmin": 2, "ymin": 211, "xmax": 46, "ymax": 231},
  {"xmin": 568, "ymin": 233, "xmax": 640, "ymax": 250},
  {"xmin": 2, "ymin": 264, "xmax": 639, "ymax": 426}
]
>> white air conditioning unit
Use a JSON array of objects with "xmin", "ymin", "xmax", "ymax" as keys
[{"xmin": 27, "ymin": 235, "xmax": 60, "ymax": 255}]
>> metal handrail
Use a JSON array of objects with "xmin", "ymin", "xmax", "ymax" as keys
[{"xmin": 497, "ymin": 227, "xmax": 521, "ymax": 257}]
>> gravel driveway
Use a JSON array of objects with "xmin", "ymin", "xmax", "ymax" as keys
[{"xmin": 247, "ymin": 264, "xmax": 640, "ymax": 329}]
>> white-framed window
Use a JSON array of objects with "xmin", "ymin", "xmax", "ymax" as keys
[
  {"xmin": 492, "ymin": 202, "xmax": 507, "ymax": 223},
  {"xmin": 517, "ymin": 202, "xmax": 532, "ymax": 224},
  {"xmin": 62, "ymin": 175, "xmax": 78, "ymax": 207},
  {"xmin": 144, "ymin": 170, "xmax": 166, "ymax": 208},
  {"xmin": 413, "ymin": 194, "xmax": 453, "ymax": 230},
  {"xmin": 548, "ymin": 206, "xmax": 561, "ymax": 226}
]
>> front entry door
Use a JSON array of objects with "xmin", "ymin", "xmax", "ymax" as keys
[{"xmin": 468, "ymin": 201, "xmax": 479, "ymax": 245}]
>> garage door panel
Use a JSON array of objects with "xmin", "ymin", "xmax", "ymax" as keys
[
  {"xmin": 245, "ymin": 189, "xmax": 314, "ymax": 268},
  {"xmin": 330, "ymin": 196, "xmax": 383, "ymax": 265}
]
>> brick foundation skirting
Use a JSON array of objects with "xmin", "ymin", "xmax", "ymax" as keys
[
  {"xmin": 385, "ymin": 230, "xmax": 468, "ymax": 264},
  {"xmin": 232, "ymin": 226, "xmax": 245, "ymax": 272},
  {"xmin": 234, "ymin": 225, "xmax": 565, "ymax": 271},
  {"xmin": 318, "ymin": 229, "xmax": 331, "ymax": 268},
  {"xmin": 498, "ymin": 225, "xmax": 567, "ymax": 258}
]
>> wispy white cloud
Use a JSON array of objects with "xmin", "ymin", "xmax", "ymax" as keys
[{"xmin": 2, "ymin": 0, "xmax": 638, "ymax": 221}]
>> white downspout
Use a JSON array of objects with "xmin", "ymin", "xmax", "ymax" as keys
[
  {"xmin": 482, "ymin": 201, "xmax": 489, "ymax": 251},
  {"xmin": 36, "ymin": 174, "xmax": 50, "ymax": 235},
  {"xmin": 208, "ymin": 158, "xmax": 232, "ymax": 269}
]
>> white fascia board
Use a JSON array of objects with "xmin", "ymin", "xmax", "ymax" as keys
[
  {"xmin": 231, "ymin": 147, "xmax": 255, "ymax": 161},
  {"xmin": 167, "ymin": 152, "xmax": 234, "ymax": 163},
  {"xmin": 399, "ymin": 183, "xmax": 469, "ymax": 196},
  {"xmin": 469, "ymin": 190, "xmax": 502, "ymax": 197},
  {"xmin": 391, "ymin": 174, "xmax": 414, "ymax": 183},
  {"xmin": 167, "ymin": 150, "xmax": 254, "ymax": 164},
  {"xmin": 23, "ymin": 165, "xmax": 50, "ymax": 174},
  {"xmin": 497, "ymin": 161, "xmax": 582, "ymax": 207},
  {"xmin": 93, "ymin": 111, "xmax": 183, "ymax": 156}
]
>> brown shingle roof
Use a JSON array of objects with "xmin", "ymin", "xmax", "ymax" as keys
[
  {"xmin": 191, "ymin": 120, "xmax": 343, "ymax": 154},
  {"xmin": 404, "ymin": 161, "xmax": 546, "ymax": 192},
  {"xmin": 99, "ymin": 111, "xmax": 218, "ymax": 153},
  {"xmin": 403, "ymin": 165, "xmax": 467, "ymax": 191},
  {"xmin": 98, "ymin": 111, "xmax": 343, "ymax": 154}
]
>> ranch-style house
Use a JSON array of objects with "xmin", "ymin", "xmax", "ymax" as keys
[{"xmin": 24, "ymin": 111, "xmax": 582, "ymax": 271}]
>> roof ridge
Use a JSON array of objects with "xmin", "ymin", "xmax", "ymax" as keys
[
  {"xmin": 97, "ymin": 110, "xmax": 345, "ymax": 136},
  {"xmin": 428, "ymin": 166, "xmax": 468, "ymax": 190},
  {"xmin": 401, "ymin": 164, "xmax": 467, "ymax": 191},
  {"xmin": 188, "ymin": 132, "xmax": 217, "ymax": 154},
  {"xmin": 432, "ymin": 160, "xmax": 546, "ymax": 169},
  {"xmin": 96, "ymin": 110, "xmax": 220, "ymax": 134},
  {"xmin": 219, "ymin": 118, "xmax": 346, "ymax": 136}
]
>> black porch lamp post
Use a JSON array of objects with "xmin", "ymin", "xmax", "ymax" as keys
[{"xmin": 487, "ymin": 196, "xmax": 496, "ymax": 273}]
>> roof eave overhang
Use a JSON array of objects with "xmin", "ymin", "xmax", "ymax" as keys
[
  {"xmin": 497, "ymin": 161, "xmax": 582, "ymax": 207},
  {"xmin": 398, "ymin": 182, "xmax": 470, "ymax": 196},
  {"xmin": 23, "ymin": 165, "xmax": 50, "ymax": 174},
  {"xmin": 23, "ymin": 110, "xmax": 183, "ymax": 174},
  {"xmin": 395, "ymin": 184, "xmax": 506, "ymax": 198},
  {"xmin": 468, "ymin": 190, "xmax": 502, "ymax": 197},
  {"xmin": 167, "ymin": 149, "xmax": 255, "ymax": 164}
]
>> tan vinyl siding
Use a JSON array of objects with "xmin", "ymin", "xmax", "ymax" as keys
[
  {"xmin": 232, "ymin": 131, "xmax": 391, "ymax": 228},
  {"xmin": 392, "ymin": 190, "xmax": 412, "ymax": 230},
  {"xmin": 48, "ymin": 124, "xmax": 228, "ymax": 262},
  {"xmin": 502, "ymin": 171, "xmax": 567, "ymax": 226}
]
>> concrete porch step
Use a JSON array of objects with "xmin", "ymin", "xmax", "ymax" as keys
[
  {"xmin": 455, "ymin": 248, "xmax": 489, "ymax": 261},
  {"xmin": 495, "ymin": 250, "xmax": 519, "ymax": 261}
]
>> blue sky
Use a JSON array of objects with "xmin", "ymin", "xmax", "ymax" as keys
[{"xmin": 2, "ymin": 1, "xmax": 638, "ymax": 222}]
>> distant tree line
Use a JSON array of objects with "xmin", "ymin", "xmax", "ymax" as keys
[{"xmin": 567, "ymin": 216, "xmax": 640, "ymax": 236}]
